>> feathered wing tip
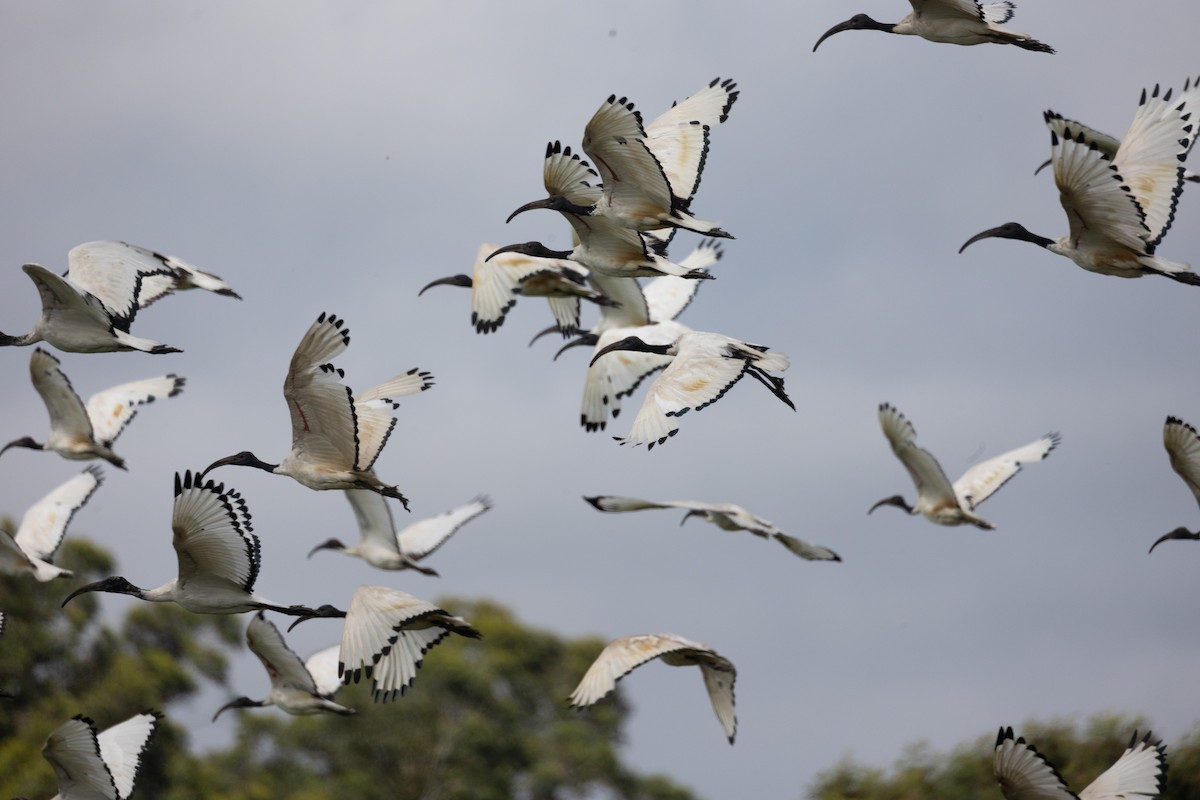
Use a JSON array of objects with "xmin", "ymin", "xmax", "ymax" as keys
[
  {"xmin": 980, "ymin": 1, "xmax": 1015, "ymax": 25},
  {"xmin": 97, "ymin": 709, "xmax": 162, "ymax": 799}
]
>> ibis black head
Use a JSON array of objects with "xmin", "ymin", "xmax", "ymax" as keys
[
  {"xmin": 868, "ymin": 495, "xmax": 913, "ymax": 515},
  {"xmin": 307, "ymin": 538, "xmax": 347, "ymax": 559},
  {"xmin": 62, "ymin": 576, "xmax": 143, "ymax": 607},
  {"xmin": 588, "ymin": 335, "xmax": 672, "ymax": 368},
  {"xmin": 486, "ymin": 242, "xmax": 573, "ymax": 263},
  {"xmin": 959, "ymin": 222, "xmax": 1053, "ymax": 253},
  {"xmin": 418, "ymin": 274, "xmax": 473, "ymax": 295},
  {"xmin": 812, "ymin": 14, "xmax": 894, "ymax": 51},
  {"xmin": 201, "ymin": 451, "xmax": 278, "ymax": 478},
  {"xmin": 1148, "ymin": 526, "xmax": 1200, "ymax": 554},
  {"xmin": 0, "ymin": 436, "xmax": 42, "ymax": 458},
  {"xmin": 212, "ymin": 696, "xmax": 264, "ymax": 721},
  {"xmin": 506, "ymin": 194, "xmax": 596, "ymax": 223},
  {"xmin": 554, "ymin": 333, "xmax": 598, "ymax": 361},
  {"xmin": 680, "ymin": 510, "xmax": 707, "ymax": 527},
  {"xmin": 286, "ymin": 604, "xmax": 348, "ymax": 632}
]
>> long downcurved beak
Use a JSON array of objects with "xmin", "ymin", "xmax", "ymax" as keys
[
  {"xmin": 418, "ymin": 275, "xmax": 472, "ymax": 295},
  {"xmin": 507, "ymin": 197, "xmax": 558, "ymax": 224},
  {"xmin": 812, "ymin": 19, "xmax": 855, "ymax": 51},
  {"xmin": 1033, "ymin": 158, "xmax": 1052, "ymax": 176},
  {"xmin": 958, "ymin": 227, "xmax": 1004, "ymax": 254},
  {"xmin": 555, "ymin": 334, "xmax": 598, "ymax": 361}
]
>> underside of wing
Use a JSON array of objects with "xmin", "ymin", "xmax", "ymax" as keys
[
  {"xmin": 14, "ymin": 465, "xmax": 103, "ymax": 562},
  {"xmin": 1164, "ymin": 416, "xmax": 1200, "ymax": 509},
  {"xmin": 643, "ymin": 240, "xmax": 719, "ymax": 322},
  {"xmin": 288, "ymin": 312, "xmax": 351, "ymax": 377},
  {"xmin": 953, "ymin": 432, "xmax": 1060, "ymax": 510},
  {"xmin": 287, "ymin": 366, "xmax": 359, "ymax": 471},
  {"xmin": 568, "ymin": 632, "xmax": 701, "ymax": 707},
  {"xmin": 645, "ymin": 78, "xmax": 738, "ymax": 203},
  {"xmin": 96, "ymin": 711, "xmax": 160, "ymax": 799},
  {"xmin": 1114, "ymin": 85, "xmax": 1191, "ymax": 246},
  {"xmin": 699, "ymin": 660, "xmax": 738, "ymax": 743},
  {"xmin": 172, "ymin": 471, "xmax": 260, "ymax": 592},
  {"xmin": 353, "ymin": 368, "xmax": 432, "ymax": 470},
  {"xmin": 541, "ymin": 140, "xmax": 603, "ymax": 205},
  {"xmin": 618, "ymin": 350, "xmax": 748, "ymax": 448},
  {"xmin": 1047, "ymin": 115, "xmax": 1149, "ymax": 255},
  {"xmin": 247, "ymin": 612, "xmax": 318, "ymax": 694},
  {"xmin": 43, "ymin": 715, "xmax": 116, "ymax": 800},
  {"xmin": 29, "ymin": 347, "xmax": 94, "ymax": 443},
  {"xmin": 773, "ymin": 532, "xmax": 842, "ymax": 562},
  {"xmin": 582, "ymin": 495, "xmax": 682, "ymax": 513},
  {"xmin": 397, "ymin": 496, "xmax": 492, "ymax": 559},
  {"xmin": 1077, "ymin": 730, "xmax": 1166, "ymax": 800},
  {"xmin": 67, "ymin": 240, "xmax": 176, "ymax": 330},
  {"xmin": 993, "ymin": 726, "xmax": 1076, "ymax": 800},
  {"xmin": 304, "ymin": 644, "xmax": 344, "ymax": 698},
  {"xmin": 86, "ymin": 374, "xmax": 185, "ymax": 447},
  {"xmin": 878, "ymin": 403, "xmax": 958, "ymax": 507}
]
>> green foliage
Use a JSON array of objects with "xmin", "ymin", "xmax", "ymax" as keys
[{"xmin": 806, "ymin": 713, "xmax": 1200, "ymax": 800}]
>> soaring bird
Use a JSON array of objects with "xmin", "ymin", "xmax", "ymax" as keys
[
  {"xmin": 62, "ymin": 471, "xmax": 334, "ymax": 617},
  {"xmin": 200, "ymin": 312, "xmax": 431, "ymax": 510},
  {"xmin": 287, "ymin": 584, "xmax": 482, "ymax": 702},
  {"xmin": 870, "ymin": 403, "xmax": 1060, "ymax": 530},
  {"xmin": 0, "ymin": 466, "xmax": 103, "ymax": 582},
  {"xmin": 569, "ymin": 632, "xmax": 737, "ymax": 744},
  {"xmin": 961, "ymin": 82, "xmax": 1197, "ymax": 285},
  {"xmin": 1033, "ymin": 76, "xmax": 1200, "ymax": 183},
  {"xmin": 1149, "ymin": 416, "xmax": 1200, "ymax": 553},
  {"xmin": 418, "ymin": 242, "xmax": 612, "ymax": 336},
  {"xmin": 213, "ymin": 612, "xmax": 355, "ymax": 720},
  {"xmin": 35, "ymin": 710, "xmax": 162, "ymax": 800},
  {"xmin": 588, "ymin": 330, "xmax": 794, "ymax": 448},
  {"xmin": 813, "ymin": 1, "xmax": 1054, "ymax": 53},
  {"xmin": 0, "ymin": 348, "xmax": 184, "ymax": 469},
  {"xmin": 508, "ymin": 79, "xmax": 739, "ymax": 239},
  {"xmin": 307, "ymin": 491, "xmax": 491, "ymax": 575},
  {"xmin": 491, "ymin": 142, "xmax": 714, "ymax": 281},
  {"xmin": 583, "ymin": 495, "xmax": 841, "ymax": 562},
  {"xmin": 993, "ymin": 726, "xmax": 1166, "ymax": 800}
]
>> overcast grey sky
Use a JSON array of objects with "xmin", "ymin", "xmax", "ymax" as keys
[{"xmin": 2, "ymin": 2, "xmax": 1199, "ymax": 797}]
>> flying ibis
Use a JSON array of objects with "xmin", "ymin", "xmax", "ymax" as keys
[
  {"xmin": 870, "ymin": 403, "xmax": 1060, "ymax": 530},
  {"xmin": 66, "ymin": 239, "xmax": 240, "ymax": 309},
  {"xmin": 491, "ymin": 142, "xmax": 714, "ymax": 281},
  {"xmin": 0, "ymin": 466, "xmax": 103, "ymax": 582},
  {"xmin": 307, "ymin": 491, "xmax": 492, "ymax": 575},
  {"xmin": 1149, "ymin": 416, "xmax": 1200, "ymax": 553},
  {"xmin": 993, "ymin": 726, "xmax": 1166, "ymax": 800},
  {"xmin": 813, "ymin": 1, "xmax": 1054, "ymax": 53},
  {"xmin": 587, "ymin": 330, "xmax": 794, "ymax": 448},
  {"xmin": 508, "ymin": 79, "xmax": 739, "ymax": 239},
  {"xmin": 200, "ymin": 312, "xmax": 431, "ymax": 510},
  {"xmin": 213, "ymin": 612, "xmax": 355, "ymax": 720},
  {"xmin": 287, "ymin": 584, "xmax": 482, "ymax": 702},
  {"xmin": 0, "ymin": 348, "xmax": 184, "ymax": 469},
  {"xmin": 584, "ymin": 495, "xmax": 842, "ymax": 561},
  {"xmin": 35, "ymin": 710, "xmax": 162, "ymax": 800},
  {"xmin": 961, "ymin": 82, "xmax": 1198, "ymax": 284},
  {"xmin": 1033, "ymin": 75, "xmax": 1200, "ymax": 183},
  {"xmin": 569, "ymin": 632, "xmax": 737, "ymax": 744},
  {"xmin": 418, "ymin": 242, "xmax": 612, "ymax": 336},
  {"xmin": 61, "ymin": 471, "xmax": 336, "ymax": 617}
]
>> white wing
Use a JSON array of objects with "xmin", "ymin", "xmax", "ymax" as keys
[
  {"xmin": 1114, "ymin": 84, "xmax": 1192, "ymax": 247},
  {"xmin": 304, "ymin": 645, "xmax": 344, "ymax": 699},
  {"xmin": 246, "ymin": 612, "xmax": 318, "ymax": 695},
  {"xmin": 644, "ymin": 78, "xmax": 738, "ymax": 203},
  {"xmin": 284, "ymin": 313, "xmax": 358, "ymax": 472},
  {"xmin": 353, "ymin": 368, "xmax": 433, "ymax": 471},
  {"xmin": 773, "ymin": 533, "xmax": 842, "ymax": 562},
  {"xmin": 43, "ymin": 716, "xmax": 117, "ymax": 800},
  {"xmin": 1078, "ymin": 731, "xmax": 1167, "ymax": 800},
  {"xmin": 85, "ymin": 374, "xmax": 185, "ymax": 448},
  {"xmin": 643, "ymin": 240, "xmax": 721, "ymax": 322},
  {"xmin": 878, "ymin": 403, "xmax": 958, "ymax": 510},
  {"xmin": 993, "ymin": 726, "xmax": 1076, "ymax": 800},
  {"xmin": 953, "ymin": 433, "xmax": 1060, "ymax": 510},
  {"xmin": 12, "ymin": 465, "xmax": 102, "ymax": 575},
  {"xmin": 29, "ymin": 348, "xmax": 95, "ymax": 445},
  {"xmin": 1164, "ymin": 416, "xmax": 1200, "ymax": 509},
  {"xmin": 67, "ymin": 240, "xmax": 175, "ymax": 330},
  {"xmin": 397, "ymin": 496, "xmax": 492, "ymax": 560},
  {"xmin": 171, "ymin": 471, "xmax": 260, "ymax": 593},
  {"xmin": 96, "ymin": 711, "xmax": 160, "ymax": 799}
]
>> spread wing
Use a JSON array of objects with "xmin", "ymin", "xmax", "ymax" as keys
[
  {"xmin": 246, "ymin": 612, "xmax": 318, "ymax": 694},
  {"xmin": 86, "ymin": 374, "xmax": 185, "ymax": 448},
  {"xmin": 14, "ymin": 465, "xmax": 102, "ymax": 563},
  {"xmin": 171, "ymin": 471, "xmax": 260, "ymax": 593},
  {"xmin": 397, "ymin": 496, "xmax": 492, "ymax": 560},
  {"xmin": 993, "ymin": 726, "xmax": 1077, "ymax": 800},
  {"xmin": 1164, "ymin": 416, "xmax": 1200, "ymax": 509},
  {"xmin": 878, "ymin": 403, "xmax": 958, "ymax": 510},
  {"xmin": 953, "ymin": 433, "xmax": 1060, "ymax": 510}
]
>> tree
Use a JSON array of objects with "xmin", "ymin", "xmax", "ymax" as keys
[{"xmin": 806, "ymin": 713, "xmax": 1200, "ymax": 800}]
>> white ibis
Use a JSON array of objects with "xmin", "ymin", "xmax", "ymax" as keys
[
  {"xmin": 418, "ymin": 242, "xmax": 612, "ymax": 336},
  {"xmin": 508, "ymin": 79, "xmax": 739, "ymax": 239},
  {"xmin": 1149, "ymin": 416, "xmax": 1200, "ymax": 553},
  {"xmin": 200, "ymin": 312, "xmax": 431, "ymax": 510},
  {"xmin": 213, "ymin": 612, "xmax": 355, "ymax": 720},
  {"xmin": 961, "ymin": 83, "xmax": 1198, "ymax": 285},
  {"xmin": 307, "ymin": 491, "xmax": 492, "ymax": 575},
  {"xmin": 588, "ymin": 330, "xmax": 794, "ymax": 448},
  {"xmin": 813, "ymin": 1, "xmax": 1054, "ymax": 53},
  {"xmin": 36, "ymin": 710, "xmax": 161, "ymax": 800},
  {"xmin": 584, "ymin": 495, "xmax": 842, "ymax": 561},
  {"xmin": 993, "ymin": 726, "xmax": 1166, "ymax": 800},
  {"xmin": 870, "ymin": 403, "xmax": 1060, "ymax": 530},
  {"xmin": 61, "ymin": 471, "xmax": 334, "ymax": 617},
  {"xmin": 0, "ymin": 348, "xmax": 184, "ymax": 469},
  {"xmin": 0, "ymin": 264, "xmax": 180, "ymax": 354},
  {"xmin": 569, "ymin": 632, "xmax": 737, "ymax": 744},
  {"xmin": 1033, "ymin": 76, "xmax": 1200, "ymax": 183},
  {"xmin": 491, "ymin": 142, "xmax": 714, "ymax": 281},
  {"xmin": 287, "ymin": 584, "xmax": 482, "ymax": 702},
  {"xmin": 577, "ymin": 320, "xmax": 692, "ymax": 433},
  {"xmin": 0, "ymin": 466, "xmax": 102, "ymax": 582}
]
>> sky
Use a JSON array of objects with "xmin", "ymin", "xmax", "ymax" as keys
[{"xmin": 2, "ymin": 2, "xmax": 1199, "ymax": 797}]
